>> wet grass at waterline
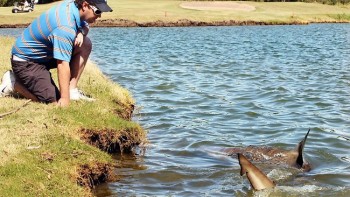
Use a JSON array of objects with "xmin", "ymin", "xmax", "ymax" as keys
[
  {"xmin": 0, "ymin": 36, "xmax": 147, "ymax": 196},
  {"xmin": 0, "ymin": 1, "xmax": 350, "ymax": 27}
]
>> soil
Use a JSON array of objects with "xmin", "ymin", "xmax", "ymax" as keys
[
  {"xmin": 77, "ymin": 162, "xmax": 117, "ymax": 189},
  {"xmin": 113, "ymin": 99, "xmax": 135, "ymax": 121},
  {"xmin": 80, "ymin": 128, "xmax": 142, "ymax": 154}
]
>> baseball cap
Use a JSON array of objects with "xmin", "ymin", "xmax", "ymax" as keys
[{"xmin": 86, "ymin": 0, "xmax": 113, "ymax": 12}]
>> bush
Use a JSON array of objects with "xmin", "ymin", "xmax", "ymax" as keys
[
  {"xmin": 0, "ymin": 0, "xmax": 17, "ymax": 7},
  {"xmin": 0, "ymin": 0, "xmax": 61, "ymax": 7}
]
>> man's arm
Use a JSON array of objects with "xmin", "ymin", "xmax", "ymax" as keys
[
  {"xmin": 57, "ymin": 60, "xmax": 71, "ymax": 107},
  {"xmin": 80, "ymin": 25, "xmax": 90, "ymax": 36},
  {"xmin": 75, "ymin": 24, "xmax": 90, "ymax": 47}
]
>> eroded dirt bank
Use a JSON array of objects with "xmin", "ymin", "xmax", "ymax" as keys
[
  {"xmin": 2, "ymin": 19, "xmax": 349, "ymax": 28},
  {"xmin": 91, "ymin": 19, "xmax": 311, "ymax": 27},
  {"xmin": 0, "ymin": 18, "xmax": 311, "ymax": 28},
  {"xmin": 76, "ymin": 104, "xmax": 144, "ymax": 190}
]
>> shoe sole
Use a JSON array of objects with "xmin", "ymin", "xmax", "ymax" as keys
[{"xmin": 0, "ymin": 84, "xmax": 8, "ymax": 97}]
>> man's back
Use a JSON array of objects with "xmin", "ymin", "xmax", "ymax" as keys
[{"xmin": 12, "ymin": 0, "xmax": 81, "ymax": 63}]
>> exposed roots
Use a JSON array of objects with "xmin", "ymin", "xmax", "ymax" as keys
[
  {"xmin": 76, "ymin": 163, "xmax": 117, "ymax": 189},
  {"xmin": 80, "ymin": 128, "xmax": 143, "ymax": 153},
  {"xmin": 113, "ymin": 99, "xmax": 135, "ymax": 121}
]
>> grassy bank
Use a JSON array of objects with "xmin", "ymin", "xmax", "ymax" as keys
[
  {"xmin": 0, "ymin": 36, "xmax": 147, "ymax": 196},
  {"xmin": 0, "ymin": 0, "xmax": 350, "ymax": 26}
]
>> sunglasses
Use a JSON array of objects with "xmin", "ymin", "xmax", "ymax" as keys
[{"xmin": 89, "ymin": 5, "xmax": 101, "ymax": 16}]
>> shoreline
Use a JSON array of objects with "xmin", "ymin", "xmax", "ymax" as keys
[
  {"xmin": 1, "ymin": 18, "xmax": 349, "ymax": 28},
  {"xmin": 0, "ymin": 36, "xmax": 147, "ymax": 196}
]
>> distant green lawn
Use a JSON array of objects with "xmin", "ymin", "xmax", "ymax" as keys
[{"xmin": 0, "ymin": 1, "xmax": 349, "ymax": 25}]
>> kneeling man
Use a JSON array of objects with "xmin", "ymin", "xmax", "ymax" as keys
[{"xmin": 0, "ymin": 0, "xmax": 112, "ymax": 107}]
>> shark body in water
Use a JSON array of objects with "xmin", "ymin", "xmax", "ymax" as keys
[
  {"xmin": 224, "ymin": 129, "xmax": 311, "ymax": 172},
  {"xmin": 231, "ymin": 129, "xmax": 311, "ymax": 190}
]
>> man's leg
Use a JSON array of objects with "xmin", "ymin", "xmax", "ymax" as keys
[
  {"xmin": 12, "ymin": 60, "xmax": 59, "ymax": 103},
  {"xmin": 14, "ymin": 81, "xmax": 39, "ymax": 102},
  {"xmin": 69, "ymin": 36, "xmax": 92, "ymax": 90},
  {"xmin": 0, "ymin": 66, "xmax": 39, "ymax": 101}
]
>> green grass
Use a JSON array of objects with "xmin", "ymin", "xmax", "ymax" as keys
[
  {"xmin": 0, "ymin": 36, "xmax": 146, "ymax": 196},
  {"xmin": 0, "ymin": 134, "xmax": 108, "ymax": 197},
  {"xmin": 1, "ymin": 1, "xmax": 350, "ymax": 25}
]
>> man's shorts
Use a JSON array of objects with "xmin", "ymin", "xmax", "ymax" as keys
[{"xmin": 11, "ymin": 58, "xmax": 60, "ymax": 103}]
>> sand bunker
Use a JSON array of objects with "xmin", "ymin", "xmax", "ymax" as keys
[{"xmin": 180, "ymin": 1, "xmax": 256, "ymax": 12}]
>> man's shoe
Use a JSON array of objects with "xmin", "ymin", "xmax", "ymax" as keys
[
  {"xmin": 0, "ymin": 70, "xmax": 15, "ymax": 97},
  {"xmin": 70, "ymin": 88, "xmax": 95, "ymax": 102}
]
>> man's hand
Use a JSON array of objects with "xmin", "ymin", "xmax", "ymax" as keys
[
  {"xmin": 74, "ymin": 32, "xmax": 84, "ymax": 47},
  {"xmin": 75, "ymin": 25, "xmax": 89, "ymax": 47},
  {"xmin": 57, "ymin": 97, "xmax": 70, "ymax": 107}
]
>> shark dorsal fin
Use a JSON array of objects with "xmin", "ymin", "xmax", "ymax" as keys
[
  {"xmin": 238, "ymin": 153, "xmax": 276, "ymax": 190},
  {"xmin": 295, "ymin": 129, "xmax": 310, "ymax": 168}
]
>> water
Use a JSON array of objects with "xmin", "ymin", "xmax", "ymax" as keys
[{"xmin": 1, "ymin": 24, "xmax": 350, "ymax": 196}]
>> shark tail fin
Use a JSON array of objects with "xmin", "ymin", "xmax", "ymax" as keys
[
  {"xmin": 295, "ymin": 129, "xmax": 310, "ymax": 168},
  {"xmin": 237, "ymin": 153, "xmax": 276, "ymax": 190},
  {"xmin": 238, "ymin": 153, "xmax": 248, "ymax": 176}
]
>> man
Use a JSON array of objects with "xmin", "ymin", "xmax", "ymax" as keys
[{"xmin": 0, "ymin": 0, "xmax": 112, "ymax": 107}]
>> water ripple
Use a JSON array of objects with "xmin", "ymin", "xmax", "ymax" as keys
[{"xmin": 2, "ymin": 24, "xmax": 344, "ymax": 196}]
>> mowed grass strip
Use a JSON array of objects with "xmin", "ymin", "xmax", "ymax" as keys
[
  {"xmin": 0, "ymin": 1, "xmax": 350, "ymax": 25},
  {"xmin": 0, "ymin": 36, "xmax": 146, "ymax": 196}
]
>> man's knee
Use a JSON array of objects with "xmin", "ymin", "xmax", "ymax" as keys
[
  {"xmin": 73, "ymin": 36, "xmax": 92, "ymax": 56},
  {"xmin": 12, "ymin": 60, "xmax": 58, "ymax": 103},
  {"xmin": 83, "ymin": 36, "xmax": 92, "ymax": 51}
]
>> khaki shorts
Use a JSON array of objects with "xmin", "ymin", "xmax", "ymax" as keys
[{"xmin": 11, "ymin": 58, "xmax": 60, "ymax": 103}]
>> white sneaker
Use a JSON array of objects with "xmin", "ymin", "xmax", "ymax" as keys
[
  {"xmin": 0, "ymin": 70, "xmax": 15, "ymax": 97},
  {"xmin": 70, "ymin": 88, "xmax": 95, "ymax": 102}
]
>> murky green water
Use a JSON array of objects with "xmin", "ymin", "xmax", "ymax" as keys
[{"xmin": 2, "ymin": 24, "xmax": 349, "ymax": 196}]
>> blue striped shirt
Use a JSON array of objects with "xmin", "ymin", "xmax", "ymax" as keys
[{"xmin": 12, "ymin": 0, "xmax": 82, "ymax": 63}]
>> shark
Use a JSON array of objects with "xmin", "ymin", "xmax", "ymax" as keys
[
  {"xmin": 233, "ymin": 129, "xmax": 311, "ymax": 191},
  {"xmin": 225, "ymin": 129, "xmax": 311, "ymax": 171}
]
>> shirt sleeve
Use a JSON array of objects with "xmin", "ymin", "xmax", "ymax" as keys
[{"xmin": 81, "ymin": 21, "xmax": 89, "ymax": 28}]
